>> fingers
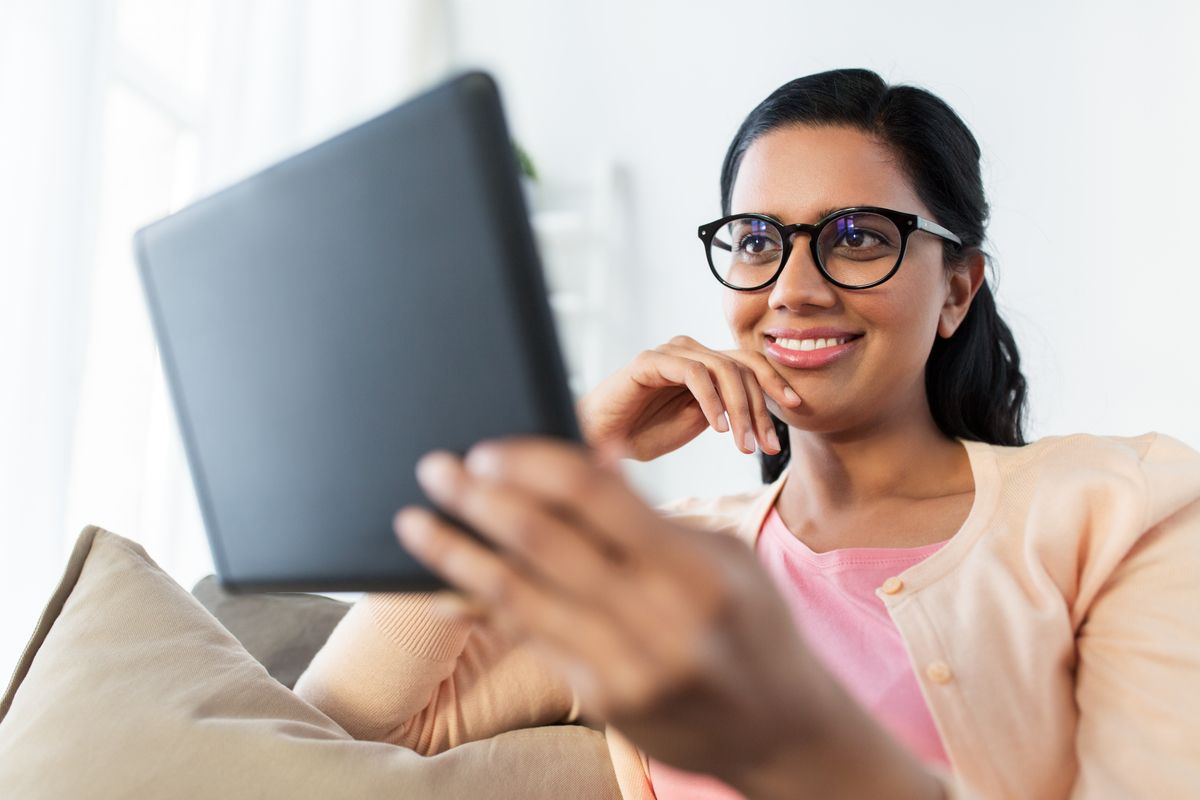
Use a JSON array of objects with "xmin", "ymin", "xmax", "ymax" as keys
[
  {"xmin": 719, "ymin": 347, "xmax": 804, "ymax": 411},
  {"xmin": 458, "ymin": 438, "xmax": 668, "ymax": 559},
  {"xmin": 409, "ymin": 443, "xmax": 730, "ymax": 652},
  {"xmin": 396, "ymin": 442, "xmax": 780, "ymax": 727},
  {"xmin": 634, "ymin": 349, "xmax": 729, "ymax": 433},
  {"xmin": 394, "ymin": 504, "xmax": 584, "ymax": 634},
  {"xmin": 394, "ymin": 504, "xmax": 518, "ymax": 605},
  {"xmin": 739, "ymin": 367, "xmax": 782, "ymax": 454},
  {"xmin": 413, "ymin": 451, "xmax": 631, "ymax": 603},
  {"xmin": 394, "ymin": 502, "xmax": 658, "ymax": 717},
  {"xmin": 656, "ymin": 337, "xmax": 787, "ymax": 455},
  {"xmin": 659, "ymin": 335, "xmax": 802, "ymax": 415},
  {"xmin": 653, "ymin": 344, "xmax": 755, "ymax": 454}
]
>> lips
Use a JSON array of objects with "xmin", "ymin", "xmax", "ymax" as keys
[{"xmin": 763, "ymin": 331, "xmax": 863, "ymax": 369}]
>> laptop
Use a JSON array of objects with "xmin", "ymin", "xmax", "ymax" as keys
[{"xmin": 135, "ymin": 71, "xmax": 580, "ymax": 592}]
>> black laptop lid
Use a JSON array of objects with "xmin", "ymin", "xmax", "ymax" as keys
[{"xmin": 135, "ymin": 71, "xmax": 579, "ymax": 592}]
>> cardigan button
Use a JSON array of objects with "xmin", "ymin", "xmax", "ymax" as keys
[
  {"xmin": 880, "ymin": 576, "xmax": 904, "ymax": 594},
  {"xmin": 925, "ymin": 661, "xmax": 954, "ymax": 684}
]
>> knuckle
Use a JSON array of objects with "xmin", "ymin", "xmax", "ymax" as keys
[
  {"xmin": 558, "ymin": 465, "xmax": 597, "ymax": 504},
  {"xmin": 480, "ymin": 566, "xmax": 515, "ymax": 604},
  {"xmin": 725, "ymin": 389, "xmax": 749, "ymax": 411},
  {"xmin": 744, "ymin": 349, "xmax": 771, "ymax": 367},
  {"xmin": 456, "ymin": 481, "xmax": 487, "ymax": 520},
  {"xmin": 668, "ymin": 334, "xmax": 694, "ymax": 347},
  {"xmin": 717, "ymin": 366, "xmax": 746, "ymax": 390},
  {"xmin": 505, "ymin": 508, "xmax": 542, "ymax": 550},
  {"xmin": 683, "ymin": 361, "xmax": 710, "ymax": 385},
  {"xmin": 715, "ymin": 356, "xmax": 742, "ymax": 377},
  {"xmin": 737, "ymin": 363, "xmax": 765, "ymax": 389}
]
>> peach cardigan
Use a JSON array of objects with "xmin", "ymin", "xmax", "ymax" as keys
[{"xmin": 294, "ymin": 432, "xmax": 1200, "ymax": 798}]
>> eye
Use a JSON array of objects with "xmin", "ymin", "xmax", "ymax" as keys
[
  {"xmin": 835, "ymin": 227, "xmax": 888, "ymax": 249},
  {"xmin": 820, "ymin": 213, "xmax": 901, "ymax": 263},
  {"xmin": 729, "ymin": 219, "xmax": 782, "ymax": 261},
  {"xmin": 737, "ymin": 233, "xmax": 779, "ymax": 255}
]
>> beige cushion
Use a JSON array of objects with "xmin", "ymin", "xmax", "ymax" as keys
[
  {"xmin": 0, "ymin": 526, "xmax": 620, "ymax": 799},
  {"xmin": 189, "ymin": 574, "xmax": 352, "ymax": 689}
]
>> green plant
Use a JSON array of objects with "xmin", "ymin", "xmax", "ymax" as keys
[{"xmin": 512, "ymin": 140, "xmax": 538, "ymax": 182}]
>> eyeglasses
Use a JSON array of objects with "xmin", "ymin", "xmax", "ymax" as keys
[{"xmin": 697, "ymin": 206, "xmax": 963, "ymax": 291}]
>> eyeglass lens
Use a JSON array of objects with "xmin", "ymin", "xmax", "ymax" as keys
[{"xmin": 709, "ymin": 212, "xmax": 903, "ymax": 289}]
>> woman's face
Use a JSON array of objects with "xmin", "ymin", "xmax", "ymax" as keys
[{"xmin": 723, "ymin": 124, "xmax": 977, "ymax": 436}]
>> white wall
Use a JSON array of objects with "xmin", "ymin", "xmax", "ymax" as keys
[
  {"xmin": 0, "ymin": 0, "xmax": 448, "ymax": 676},
  {"xmin": 3, "ymin": 0, "xmax": 1197, "ymax": 672},
  {"xmin": 447, "ymin": 0, "xmax": 1200, "ymax": 504}
]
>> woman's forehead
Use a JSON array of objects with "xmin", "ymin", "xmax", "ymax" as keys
[{"xmin": 729, "ymin": 124, "xmax": 927, "ymax": 221}]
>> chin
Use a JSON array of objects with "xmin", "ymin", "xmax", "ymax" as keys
[
  {"xmin": 768, "ymin": 396, "xmax": 862, "ymax": 437},
  {"xmin": 768, "ymin": 396, "xmax": 820, "ymax": 427}
]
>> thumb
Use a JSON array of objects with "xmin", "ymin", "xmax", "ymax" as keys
[{"xmin": 592, "ymin": 439, "xmax": 630, "ymax": 476}]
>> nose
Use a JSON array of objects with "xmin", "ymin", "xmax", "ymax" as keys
[{"xmin": 767, "ymin": 236, "xmax": 838, "ymax": 310}]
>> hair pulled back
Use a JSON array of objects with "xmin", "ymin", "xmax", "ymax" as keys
[{"xmin": 718, "ymin": 69, "xmax": 1027, "ymax": 482}]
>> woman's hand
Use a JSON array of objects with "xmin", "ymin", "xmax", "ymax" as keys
[
  {"xmin": 393, "ymin": 438, "xmax": 942, "ymax": 799},
  {"xmin": 576, "ymin": 335, "xmax": 802, "ymax": 461}
]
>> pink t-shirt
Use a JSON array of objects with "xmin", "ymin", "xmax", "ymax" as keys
[{"xmin": 649, "ymin": 505, "xmax": 950, "ymax": 798}]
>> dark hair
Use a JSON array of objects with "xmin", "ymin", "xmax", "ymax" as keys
[{"xmin": 718, "ymin": 68, "xmax": 1028, "ymax": 483}]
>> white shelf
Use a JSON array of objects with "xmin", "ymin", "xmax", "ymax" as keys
[
  {"xmin": 532, "ymin": 209, "xmax": 588, "ymax": 238},
  {"xmin": 527, "ymin": 163, "xmax": 623, "ymax": 400}
]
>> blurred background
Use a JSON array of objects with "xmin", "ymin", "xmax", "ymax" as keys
[{"xmin": 2, "ymin": 0, "xmax": 1197, "ymax": 672}]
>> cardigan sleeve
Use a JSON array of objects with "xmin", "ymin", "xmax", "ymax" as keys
[
  {"xmin": 292, "ymin": 592, "xmax": 578, "ymax": 755},
  {"xmin": 1069, "ymin": 490, "xmax": 1200, "ymax": 796}
]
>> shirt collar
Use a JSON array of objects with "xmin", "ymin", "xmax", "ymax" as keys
[{"xmin": 735, "ymin": 466, "xmax": 790, "ymax": 548}]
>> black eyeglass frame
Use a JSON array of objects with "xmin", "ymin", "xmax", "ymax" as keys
[{"xmin": 697, "ymin": 206, "xmax": 964, "ymax": 291}]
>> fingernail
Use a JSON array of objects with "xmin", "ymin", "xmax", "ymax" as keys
[
  {"xmin": 743, "ymin": 431, "xmax": 756, "ymax": 453},
  {"xmin": 767, "ymin": 428, "xmax": 781, "ymax": 451},
  {"xmin": 464, "ymin": 443, "xmax": 501, "ymax": 476},
  {"xmin": 394, "ymin": 508, "xmax": 429, "ymax": 548},
  {"xmin": 715, "ymin": 413, "xmax": 729, "ymax": 432},
  {"xmin": 783, "ymin": 387, "xmax": 801, "ymax": 405},
  {"xmin": 416, "ymin": 451, "xmax": 456, "ymax": 491}
]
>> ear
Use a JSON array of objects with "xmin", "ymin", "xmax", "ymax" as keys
[{"xmin": 937, "ymin": 252, "xmax": 985, "ymax": 339}]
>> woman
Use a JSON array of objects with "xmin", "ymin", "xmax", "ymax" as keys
[{"xmin": 294, "ymin": 69, "xmax": 1200, "ymax": 798}]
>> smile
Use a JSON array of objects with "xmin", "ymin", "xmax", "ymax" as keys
[
  {"xmin": 764, "ymin": 333, "xmax": 862, "ymax": 369},
  {"xmin": 772, "ymin": 336, "xmax": 851, "ymax": 351}
]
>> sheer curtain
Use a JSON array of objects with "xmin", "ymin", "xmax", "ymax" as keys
[{"xmin": 0, "ymin": 0, "xmax": 451, "ymax": 673}]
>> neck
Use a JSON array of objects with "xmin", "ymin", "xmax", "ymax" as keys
[{"xmin": 778, "ymin": 391, "xmax": 971, "ymax": 517}]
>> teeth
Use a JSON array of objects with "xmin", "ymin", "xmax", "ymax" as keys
[{"xmin": 774, "ymin": 337, "xmax": 850, "ymax": 351}]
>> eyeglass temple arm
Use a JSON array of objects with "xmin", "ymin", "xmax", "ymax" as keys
[{"xmin": 916, "ymin": 217, "xmax": 963, "ymax": 246}]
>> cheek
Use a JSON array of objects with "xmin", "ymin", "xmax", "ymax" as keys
[
  {"xmin": 861, "ymin": 272, "xmax": 945, "ymax": 362},
  {"xmin": 902, "ymin": 268, "xmax": 951, "ymax": 340}
]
